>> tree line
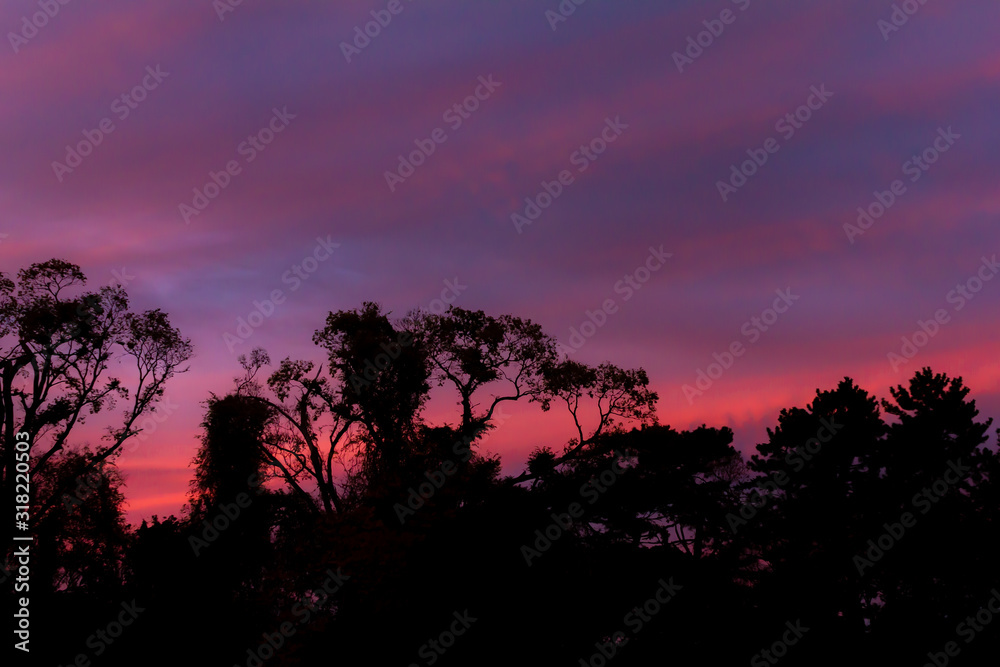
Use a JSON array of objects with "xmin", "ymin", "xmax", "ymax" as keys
[{"xmin": 3, "ymin": 258, "xmax": 999, "ymax": 666}]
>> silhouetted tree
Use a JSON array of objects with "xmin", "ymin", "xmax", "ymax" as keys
[
  {"xmin": 537, "ymin": 359, "xmax": 659, "ymax": 461},
  {"xmin": 186, "ymin": 393, "xmax": 276, "ymax": 605},
  {"xmin": 743, "ymin": 377, "xmax": 885, "ymax": 642},
  {"xmin": 189, "ymin": 393, "xmax": 272, "ymax": 512},
  {"xmin": 315, "ymin": 301, "xmax": 430, "ymax": 481},
  {"xmin": 865, "ymin": 368, "xmax": 996, "ymax": 652},
  {"xmin": 403, "ymin": 306, "xmax": 556, "ymax": 437},
  {"xmin": 33, "ymin": 447, "xmax": 129, "ymax": 596},
  {"xmin": 0, "ymin": 259, "xmax": 191, "ymax": 557},
  {"xmin": 24, "ymin": 279, "xmax": 991, "ymax": 667}
]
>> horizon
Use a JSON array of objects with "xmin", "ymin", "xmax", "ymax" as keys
[{"xmin": 4, "ymin": 1, "xmax": 999, "ymax": 526}]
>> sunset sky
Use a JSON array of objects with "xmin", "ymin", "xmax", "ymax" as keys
[{"xmin": 3, "ymin": 0, "xmax": 999, "ymax": 524}]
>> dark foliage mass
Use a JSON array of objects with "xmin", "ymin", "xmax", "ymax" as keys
[{"xmin": 4, "ymin": 260, "xmax": 999, "ymax": 666}]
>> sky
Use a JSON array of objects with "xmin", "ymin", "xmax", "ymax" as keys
[{"xmin": 3, "ymin": 0, "xmax": 999, "ymax": 525}]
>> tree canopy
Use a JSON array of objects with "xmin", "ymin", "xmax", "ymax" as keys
[{"xmin": 7, "ymin": 259, "xmax": 1000, "ymax": 667}]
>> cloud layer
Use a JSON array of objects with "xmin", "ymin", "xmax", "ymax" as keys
[{"xmin": 3, "ymin": 0, "xmax": 998, "ymax": 523}]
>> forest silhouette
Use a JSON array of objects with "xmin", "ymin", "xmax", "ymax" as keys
[{"xmin": 3, "ymin": 259, "xmax": 999, "ymax": 666}]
